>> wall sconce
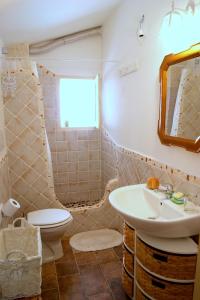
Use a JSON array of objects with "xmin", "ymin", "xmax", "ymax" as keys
[{"xmin": 137, "ymin": 15, "xmax": 145, "ymax": 39}]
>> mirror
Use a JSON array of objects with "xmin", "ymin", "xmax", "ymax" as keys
[{"xmin": 158, "ymin": 43, "xmax": 200, "ymax": 152}]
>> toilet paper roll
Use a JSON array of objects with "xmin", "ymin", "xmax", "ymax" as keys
[{"xmin": 2, "ymin": 198, "xmax": 20, "ymax": 217}]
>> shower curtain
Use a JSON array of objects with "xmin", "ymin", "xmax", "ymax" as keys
[
  {"xmin": 171, "ymin": 68, "xmax": 200, "ymax": 140},
  {"xmin": 1, "ymin": 52, "xmax": 63, "ymax": 216}
]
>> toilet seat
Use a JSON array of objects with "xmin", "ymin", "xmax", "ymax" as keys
[{"xmin": 27, "ymin": 209, "xmax": 72, "ymax": 229}]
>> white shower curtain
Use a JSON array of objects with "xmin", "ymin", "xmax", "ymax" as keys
[{"xmin": 171, "ymin": 68, "xmax": 200, "ymax": 140}]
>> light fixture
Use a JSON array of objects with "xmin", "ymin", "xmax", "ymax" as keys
[
  {"xmin": 160, "ymin": 0, "xmax": 200, "ymax": 53},
  {"xmin": 137, "ymin": 15, "xmax": 145, "ymax": 39}
]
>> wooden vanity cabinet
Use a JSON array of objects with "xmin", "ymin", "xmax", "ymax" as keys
[
  {"xmin": 122, "ymin": 223, "xmax": 135, "ymax": 298},
  {"xmin": 122, "ymin": 222, "xmax": 198, "ymax": 300},
  {"xmin": 124, "ymin": 223, "xmax": 135, "ymax": 252},
  {"xmin": 136, "ymin": 236, "xmax": 197, "ymax": 281}
]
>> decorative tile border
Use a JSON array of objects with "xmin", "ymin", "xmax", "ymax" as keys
[
  {"xmin": 102, "ymin": 128, "xmax": 200, "ymax": 187},
  {"xmin": 101, "ymin": 128, "xmax": 200, "ymax": 207}
]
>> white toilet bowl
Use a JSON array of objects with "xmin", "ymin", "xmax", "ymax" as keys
[{"xmin": 27, "ymin": 208, "xmax": 73, "ymax": 263}]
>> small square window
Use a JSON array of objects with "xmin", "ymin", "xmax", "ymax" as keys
[{"xmin": 59, "ymin": 77, "xmax": 99, "ymax": 128}]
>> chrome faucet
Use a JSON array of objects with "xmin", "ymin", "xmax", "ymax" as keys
[{"xmin": 156, "ymin": 183, "xmax": 173, "ymax": 199}]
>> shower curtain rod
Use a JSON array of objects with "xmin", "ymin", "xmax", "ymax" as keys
[{"xmin": 29, "ymin": 26, "xmax": 102, "ymax": 55}]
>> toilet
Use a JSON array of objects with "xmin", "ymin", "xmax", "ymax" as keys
[{"xmin": 27, "ymin": 208, "xmax": 73, "ymax": 263}]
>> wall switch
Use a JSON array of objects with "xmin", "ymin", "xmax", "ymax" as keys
[{"xmin": 119, "ymin": 61, "xmax": 139, "ymax": 77}]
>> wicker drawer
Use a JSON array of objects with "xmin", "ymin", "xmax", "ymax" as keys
[
  {"xmin": 123, "ymin": 246, "xmax": 134, "ymax": 276},
  {"xmin": 136, "ymin": 263, "xmax": 194, "ymax": 300},
  {"xmin": 135, "ymin": 286, "xmax": 150, "ymax": 300},
  {"xmin": 122, "ymin": 267, "xmax": 134, "ymax": 298},
  {"xmin": 123, "ymin": 223, "xmax": 135, "ymax": 252},
  {"xmin": 136, "ymin": 237, "xmax": 197, "ymax": 280}
]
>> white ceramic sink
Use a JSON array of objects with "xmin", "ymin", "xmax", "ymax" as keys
[{"xmin": 109, "ymin": 184, "xmax": 200, "ymax": 238}]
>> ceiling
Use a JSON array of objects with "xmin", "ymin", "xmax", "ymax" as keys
[{"xmin": 0, "ymin": 0, "xmax": 121, "ymax": 45}]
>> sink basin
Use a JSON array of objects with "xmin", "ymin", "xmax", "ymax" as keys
[{"xmin": 109, "ymin": 184, "xmax": 200, "ymax": 238}]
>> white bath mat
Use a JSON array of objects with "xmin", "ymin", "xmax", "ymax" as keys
[{"xmin": 69, "ymin": 229, "xmax": 123, "ymax": 252}]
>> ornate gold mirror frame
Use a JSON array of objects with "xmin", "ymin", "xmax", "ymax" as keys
[{"xmin": 158, "ymin": 43, "xmax": 200, "ymax": 152}]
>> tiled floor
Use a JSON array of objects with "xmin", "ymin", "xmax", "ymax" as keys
[{"xmin": 21, "ymin": 237, "xmax": 129, "ymax": 300}]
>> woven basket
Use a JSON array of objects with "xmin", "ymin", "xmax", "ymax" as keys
[
  {"xmin": 0, "ymin": 218, "xmax": 42, "ymax": 299},
  {"xmin": 123, "ymin": 246, "xmax": 134, "ymax": 276},
  {"xmin": 136, "ymin": 236, "xmax": 197, "ymax": 281},
  {"xmin": 122, "ymin": 267, "xmax": 134, "ymax": 298},
  {"xmin": 136, "ymin": 262, "xmax": 194, "ymax": 300},
  {"xmin": 135, "ymin": 285, "xmax": 150, "ymax": 299},
  {"xmin": 123, "ymin": 223, "xmax": 135, "ymax": 252}
]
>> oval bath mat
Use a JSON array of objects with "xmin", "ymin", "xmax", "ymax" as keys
[{"xmin": 69, "ymin": 228, "xmax": 123, "ymax": 251}]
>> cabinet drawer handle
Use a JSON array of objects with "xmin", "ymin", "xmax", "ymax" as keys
[
  {"xmin": 152, "ymin": 279, "xmax": 166, "ymax": 289},
  {"xmin": 153, "ymin": 253, "xmax": 168, "ymax": 262}
]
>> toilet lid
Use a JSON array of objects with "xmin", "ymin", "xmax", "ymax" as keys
[{"xmin": 27, "ymin": 209, "xmax": 72, "ymax": 226}]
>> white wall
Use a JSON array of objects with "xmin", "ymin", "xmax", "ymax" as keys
[
  {"xmin": 102, "ymin": 0, "xmax": 200, "ymax": 177},
  {"xmin": 31, "ymin": 35, "xmax": 102, "ymax": 78}
]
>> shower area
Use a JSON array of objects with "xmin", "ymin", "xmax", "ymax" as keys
[
  {"xmin": 38, "ymin": 64, "xmax": 102, "ymax": 209},
  {"xmin": 0, "ymin": 37, "xmax": 123, "ymax": 236}
]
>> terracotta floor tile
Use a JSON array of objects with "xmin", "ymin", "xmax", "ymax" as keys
[
  {"xmin": 41, "ymin": 288, "xmax": 60, "ymax": 300},
  {"xmin": 41, "ymin": 261, "xmax": 58, "ymax": 291},
  {"xmin": 60, "ymin": 292, "xmax": 89, "ymax": 300},
  {"xmin": 56, "ymin": 260, "xmax": 79, "ymax": 277},
  {"xmin": 56, "ymin": 247, "xmax": 75, "ymax": 264},
  {"xmin": 79, "ymin": 264, "xmax": 110, "ymax": 297},
  {"xmin": 108, "ymin": 277, "xmax": 129, "ymax": 300},
  {"xmin": 100, "ymin": 261, "xmax": 122, "ymax": 280},
  {"xmin": 75, "ymin": 251, "xmax": 97, "ymax": 266},
  {"xmin": 62, "ymin": 239, "xmax": 72, "ymax": 252},
  {"xmin": 95, "ymin": 249, "xmax": 118, "ymax": 264},
  {"xmin": 113, "ymin": 246, "xmax": 123, "ymax": 261},
  {"xmin": 19, "ymin": 297, "xmax": 42, "ymax": 300},
  {"xmin": 58, "ymin": 274, "xmax": 84, "ymax": 296},
  {"xmin": 41, "ymin": 273, "xmax": 58, "ymax": 291},
  {"xmin": 22, "ymin": 240, "xmax": 126, "ymax": 300},
  {"xmin": 42, "ymin": 262, "xmax": 57, "ymax": 277},
  {"xmin": 78, "ymin": 263, "xmax": 99, "ymax": 275},
  {"xmin": 88, "ymin": 292, "xmax": 113, "ymax": 300}
]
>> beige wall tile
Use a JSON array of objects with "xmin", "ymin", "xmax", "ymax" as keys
[
  {"xmin": 68, "ymin": 151, "xmax": 78, "ymax": 162},
  {"xmin": 77, "ymin": 150, "xmax": 88, "ymax": 161},
  {"xmin": 89, "ymin": 150, "xmax": 100, "ymax": 161},
  {"xmin": 79, "ymin": 171, "xmax": 89, "ymax": 182},
  {"xmin": 78, "ymin": 161, "xmax": 89, "ymax": 172}
]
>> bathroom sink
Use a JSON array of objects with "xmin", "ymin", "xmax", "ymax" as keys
[{"xmin": 109, "ymin": 184, "xmax": 200, "ymax": 238}]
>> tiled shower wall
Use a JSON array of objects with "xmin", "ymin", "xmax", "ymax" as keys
[
  {"xmin": 38, "ymin": 66, "xmax": 102, "ymax": 207},
  {"xmin": 101, "ymin": 129, "xmax": 200, "ymax": 206}
]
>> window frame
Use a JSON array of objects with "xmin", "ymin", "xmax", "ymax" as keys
[{"xmin": 57, "ymin": 75, "xmax": 100, "ymax": 130}]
